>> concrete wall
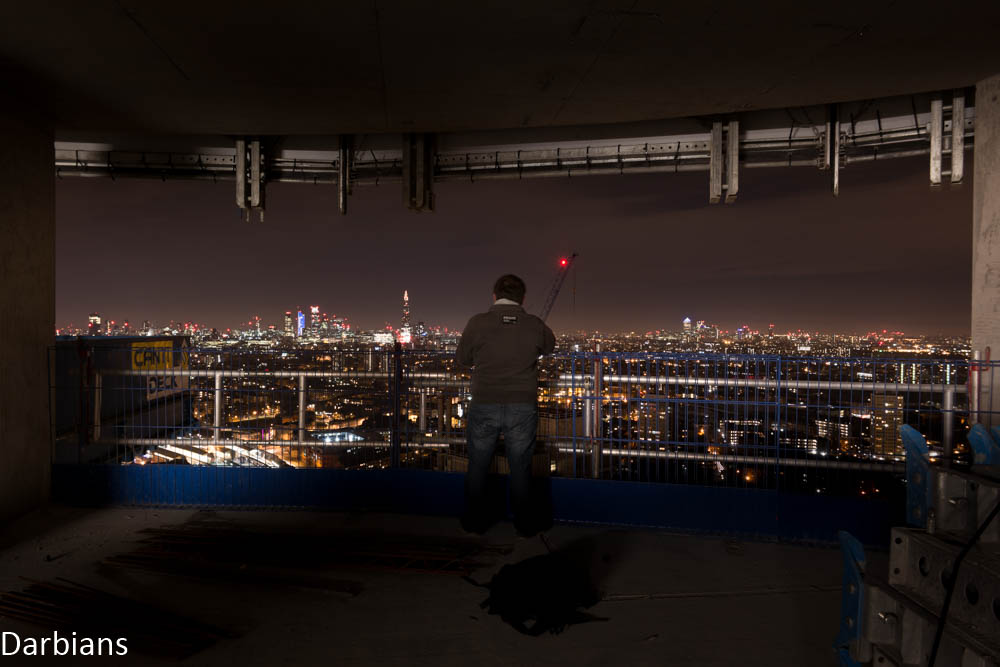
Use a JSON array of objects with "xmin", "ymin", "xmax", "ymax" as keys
[{"xmin": 0, "ymin": 111, "xmax": 54, "ymax": 523}]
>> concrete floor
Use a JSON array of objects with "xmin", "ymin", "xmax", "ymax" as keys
[{"xmin": 0, "ymin": 506, "xmax": 864, "ymax": 666}]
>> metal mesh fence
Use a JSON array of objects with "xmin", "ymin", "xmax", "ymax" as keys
[{"xmin": 51, "ymin": 339, "xmax": 997, "ymax": 504}]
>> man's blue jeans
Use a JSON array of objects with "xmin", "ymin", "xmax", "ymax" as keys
[{"xmin": 463, "ymin": 402, "xmax": 537, "ymax": 534}]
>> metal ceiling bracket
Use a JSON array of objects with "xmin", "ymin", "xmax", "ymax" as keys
[
  {"xmin": 725, "ymin": 120, "xmax": 739, "ymax": 203},
  {"xmin": 930, "ymin": 89, "xmax": 966, "ymax": 187},
  {"xmin": 338, "ymin": 135, "xmax": 353, "ymax": 215},
  {"xmin": 709, "ymin": 122, "xmax": 722, "ymax": 203},
  {"xmin": 402, "ymin": 133, "xmax": 435, "ymax": 212},
  {"xmin": 829, "ymin": 104, "xmax": 840, "ymax": 196},
  {"xmin": 235, "ymin": 138, "xmax": 265, "ymax": 222},
  {"xmin": 929, "ymin": 94, "xmax": 943, "ymax": 186},
  {"xmin": 709, "ymin": 120, "xmax": 739, "ymax": 204},
  {"xmin": 950, "ymin": 89, "xmax": 965, "ymax": 184}
]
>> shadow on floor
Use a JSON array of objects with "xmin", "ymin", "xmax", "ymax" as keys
[{"xmin": 467, "ymin": 532, "xmax": 628, "ymax": 636}]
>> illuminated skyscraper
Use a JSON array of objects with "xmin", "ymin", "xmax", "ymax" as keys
[
  {"xmin": 283, "ymin": 311, "xmax": 293, "ymax": 336},
  {"xmin": 87, "ymin": 313, "xmax": 101, "ymax": 336},
  {"xmin": 682, "ymin": 317, "xmax": 692, "ymax": 334},
  {"xmin": 310, "ymin": 305, "xmax": 320, "ymax": 333},
  {"xmin": 399, "ymin": 290, "xmax": 412, "ymax": 344}
]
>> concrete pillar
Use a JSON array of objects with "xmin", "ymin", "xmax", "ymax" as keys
[
  {"xmin": 0, "ymin": 111, "xmax": 54, "ymax": 523},
  {"xmin": 973, "ymin": 74, "xmax": 1000, "ymax": 427}
]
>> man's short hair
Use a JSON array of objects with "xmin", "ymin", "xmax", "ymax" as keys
[{"xmin": 493, "ymin": 274, "xmax": 526, "ymax": 304}]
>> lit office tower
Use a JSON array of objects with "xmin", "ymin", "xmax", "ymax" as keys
[
  {"xmin": 682, "ymin": 317, "xmax": 692, "ymax": 334},
  {"xmin": 871, "ymin": 392, "xmax": 905, "ymax": 457},
  {"xmin": 399, "ymin": 290, "xmax": 412, "ymax": 345},
  {"xmin": 87, "ymin": 313, "xmax": 101, "ymax": 336},
  {"xmin": 283, "ymin": 311, "xmax": 293, "ymax": 337},
  {"xmin": 310, "ymin": 305, "xmax": 320, "ymax": 333}
]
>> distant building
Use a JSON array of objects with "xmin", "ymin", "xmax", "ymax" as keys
[
  {"xmin": 283, "ymin": 311, "xmax": 293, "ymax": 337},
  {"xmin": 310, "ymin": 305, "xmax": 320, "ymax": 334},
  {"xmin": 871, "ymin": 393, "xmax": 904, "ymax": 457},
  {"xmin": 87, "ymin": 313, "xmax": 101, "ymax": 336},
  {"xmin": 682, "ymin": 317, "xmax": 692, "ymax": 334},
  {"xmin": 399, "ymin": 290, "xmax": 412, "ymax": 344}
]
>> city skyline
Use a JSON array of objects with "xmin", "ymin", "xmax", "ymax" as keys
[
  {"xmin": 57, "ymin": 306, "xmax": 970, "ymax": 340},
  {"xmin": 56, "ymin": 154, "xmax": 972, "ymax": 335}
]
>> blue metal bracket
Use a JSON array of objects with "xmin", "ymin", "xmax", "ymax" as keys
[
  {"xmin": 900, "ymin": 425, "xmax": 930, "ymax": 528},
  {"xmin": 833, "ymin": 531, "xmax": 866, "ymax": 667},
  {"xmin": 969, "ymin": 423, "xmax": 1000, "ymax": 465}
]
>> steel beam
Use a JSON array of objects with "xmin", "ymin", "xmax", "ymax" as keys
[
  {"xmin": 55, "ymin": 94, "xmax": 971, "ymax": 195},
  {"xmin": 861, "ymin": 580, "xmax": 998, "ymax": 666},
  {"xmin": 889, "ymin": 527, "xmax": 1000, "ymax": 642}
]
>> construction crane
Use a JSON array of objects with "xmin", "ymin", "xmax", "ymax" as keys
[{"xmin": 539, "ymin": 253, "xmax": 578, "ymax": 322}]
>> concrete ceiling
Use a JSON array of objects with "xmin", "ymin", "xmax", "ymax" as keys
[{"xmin": 2, "ymin": 1, "xmax": 999, "ymax": 137}]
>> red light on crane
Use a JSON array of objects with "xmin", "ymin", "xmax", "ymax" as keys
[{"xmin": 560, "ymin": 258, "xmax": 568, "ymax": 267}]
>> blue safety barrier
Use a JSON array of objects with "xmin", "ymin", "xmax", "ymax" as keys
[
  {"xmin": 900, "ymin": 425, "xmax": 930, "ymax": 528},
  {"xmin": 833, "ymin": 531, "xmax": 866, "ymax": 667}
]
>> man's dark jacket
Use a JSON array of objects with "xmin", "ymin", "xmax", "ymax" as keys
[{"xmin": 456, "ymin": 303, "xmax": 556, "ymax": 404}]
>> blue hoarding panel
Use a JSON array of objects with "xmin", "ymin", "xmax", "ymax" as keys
[{"xmin": 51, "ymin": 465, "xmax": 894, "ymax": 545}]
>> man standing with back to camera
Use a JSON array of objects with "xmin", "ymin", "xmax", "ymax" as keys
[{"xmin": 456, "ymin": 274, "xmax": 555, "ymax": 537}]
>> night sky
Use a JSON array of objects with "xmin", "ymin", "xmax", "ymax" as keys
[{"xmin": 56, "ymin": 155, "xmax": 972, "ymax": 336}]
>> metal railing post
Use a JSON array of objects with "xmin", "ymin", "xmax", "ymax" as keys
[
  {"xmin": 92, "ymin": 371, "xmax": 102, "ymax": 442},
  {"xmin": 572, "ymin": 351, "xmax": 579, "ymax": 478},
  {"xmin": 942, "ymin": 385, "xmax": 955, "ymax": 455},
  {"xmin": 390, "ymin": 342, "xmax": 402, "ymax": 468},
  {"xmin": 418, "ymin": 390, "xmax": 427, "ymax": 432},
  {"xmin": 774, "ymin": 358, "xmax": 781, "ymax": 492},
  {"xmin": 297, "ymin": 373, "xmax": 306, "ymax": 445},
  {"xmin": 78, "ymin": 344, "xmax": 90, "ymax": 451},
  {"xmin": 970, "ymin": 350, "xmax": 981, "ymax": 423},
  {"xmin": 591, "ymin": 349, "xmax": 602, "ymax": 479},
  {"xmin": 213, "ymin": 370, "xmax": 223, "ymax": 442}
]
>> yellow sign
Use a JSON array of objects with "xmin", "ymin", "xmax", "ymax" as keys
[
  {"xmin": 131, "ymin": 341, "xmax": 189, "ymax": 399},
  {"xmin": 131, "ymin": 341, "xmax": 175, "ymax": 370}
]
